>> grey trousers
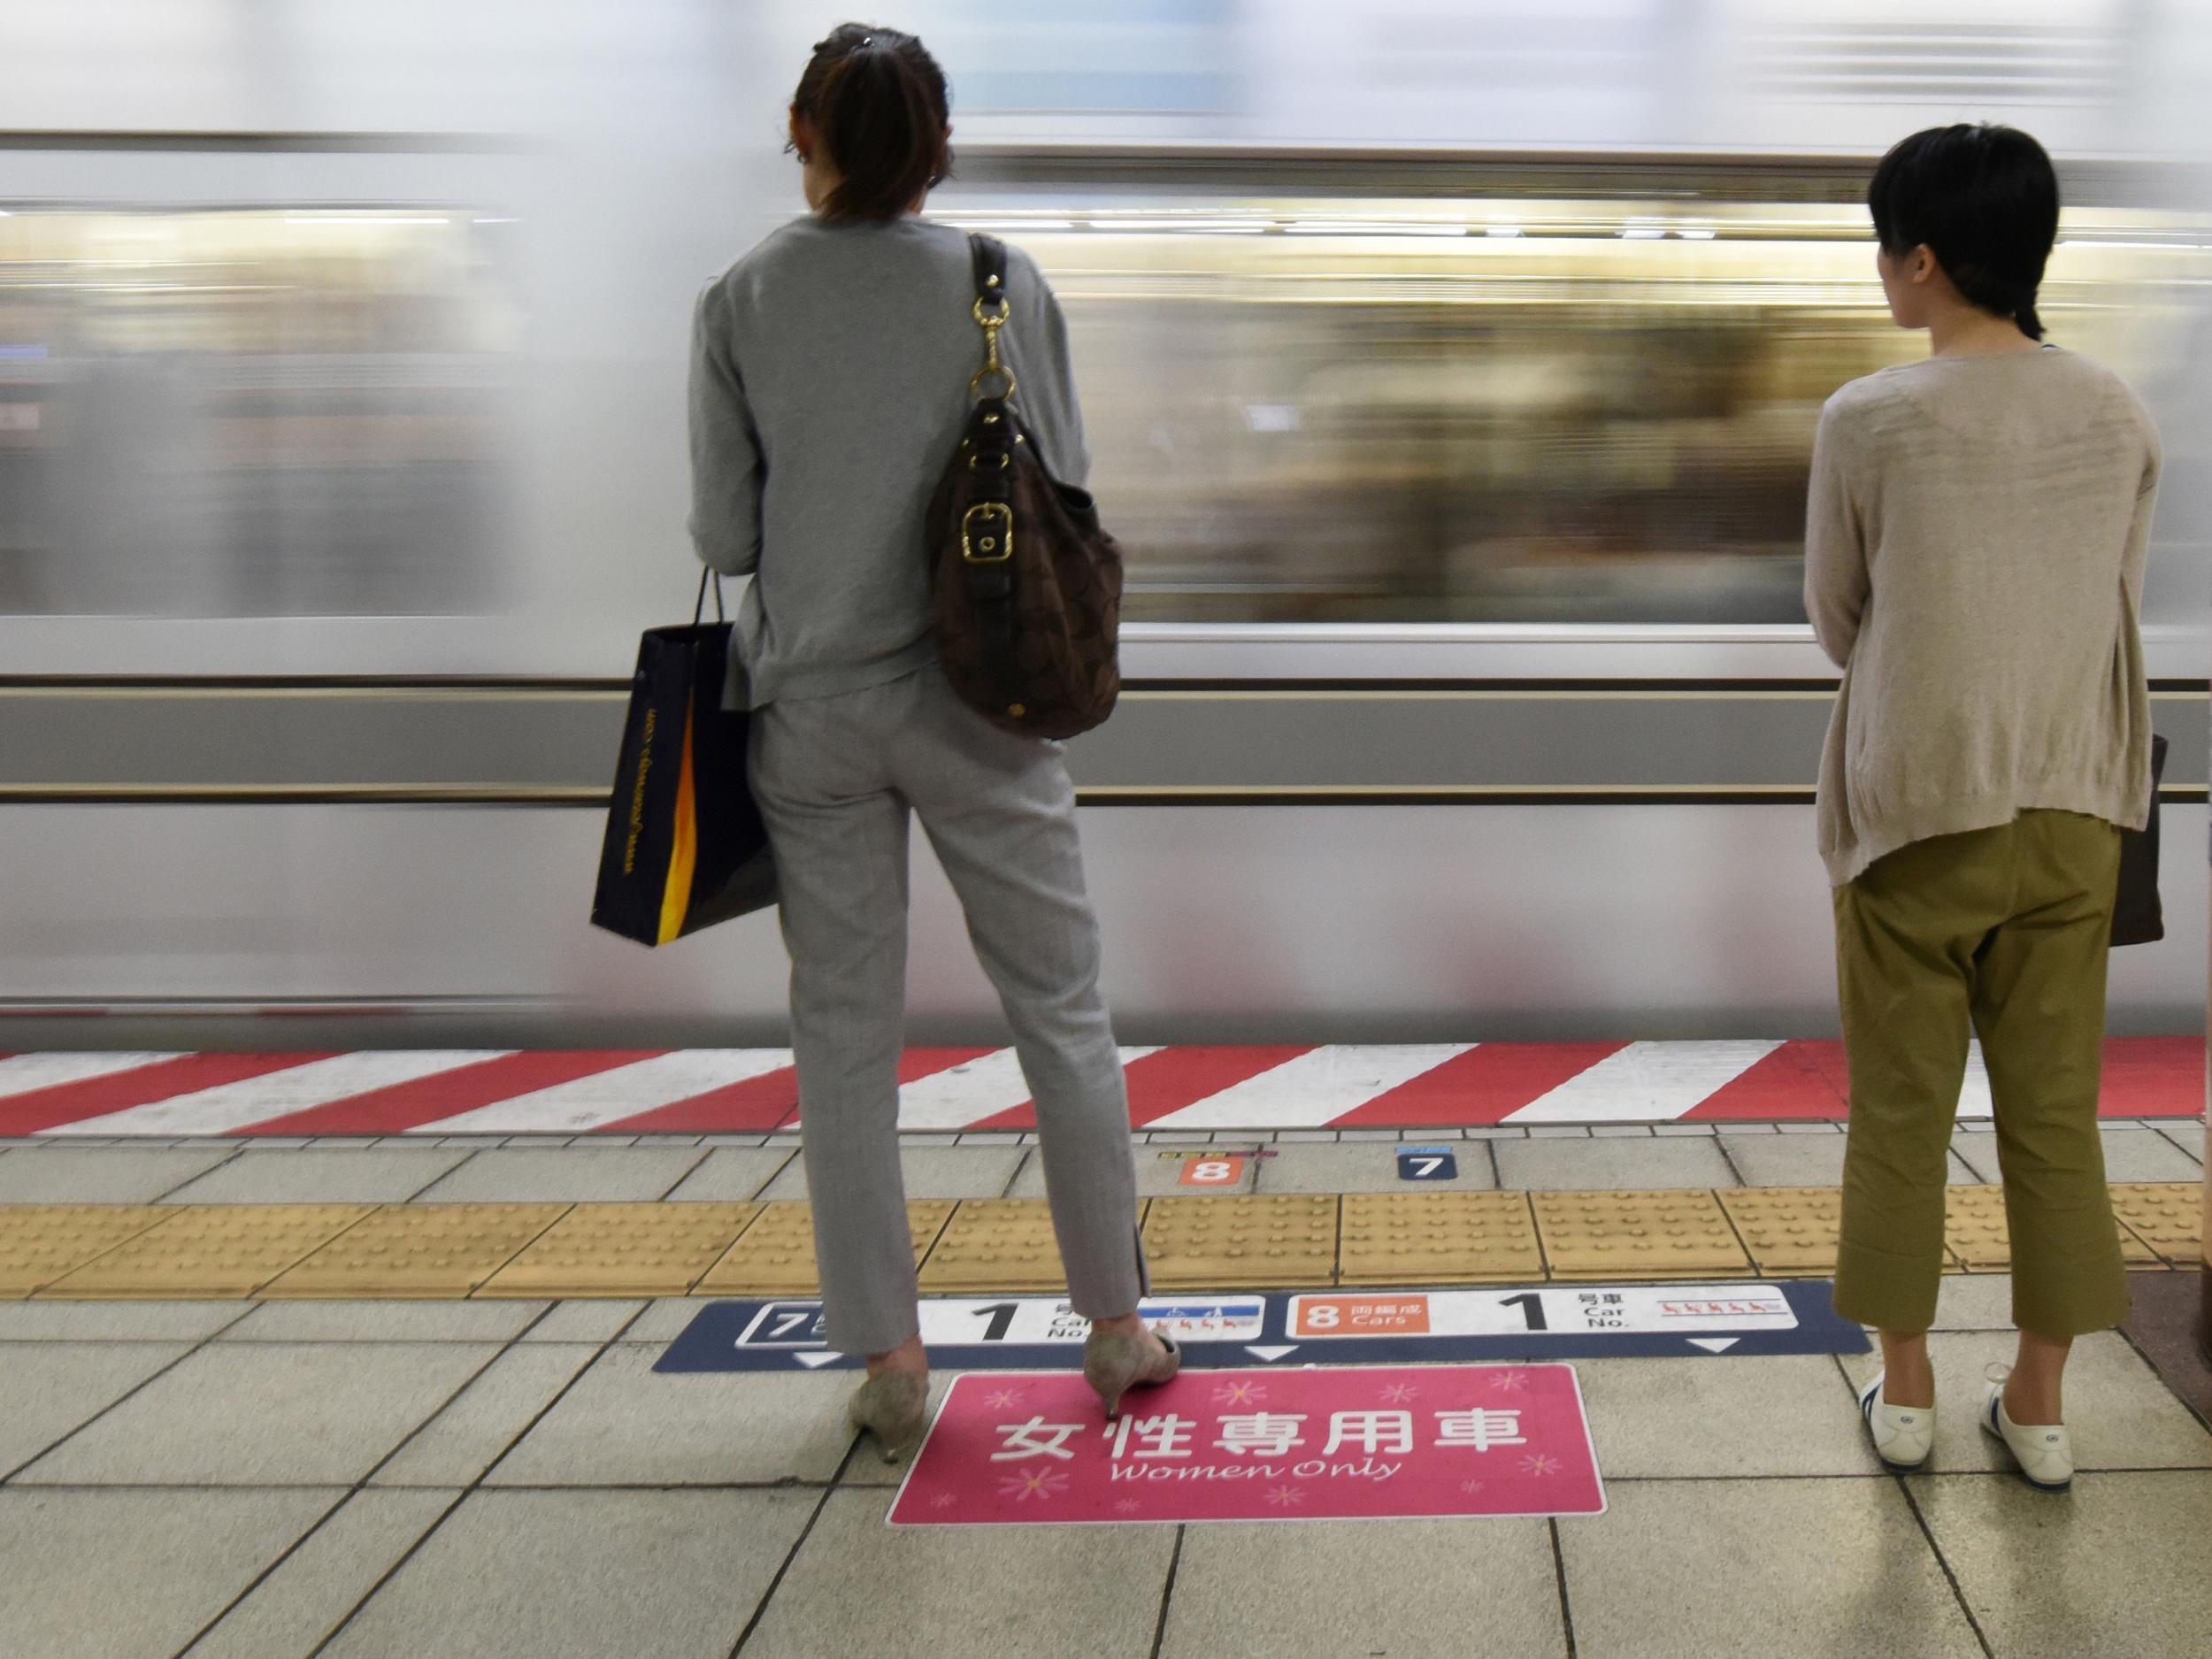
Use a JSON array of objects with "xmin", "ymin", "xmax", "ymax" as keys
[{"xmin": 749, "ymin": 664, "xmax": 1147, "ymax": 1356}]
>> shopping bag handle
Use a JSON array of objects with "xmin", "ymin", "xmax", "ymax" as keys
[{"xmin": 693, "ymin": 568, "xmax": 727, "ymax": 626}]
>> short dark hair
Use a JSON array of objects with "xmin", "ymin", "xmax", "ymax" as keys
[
  {"xmin": 1869, "ymin": 124, "xmax": 2060, "ymax": 341},
  {"xmin": 790, "ymin": 24, "xmax": 951, "ymax": 223}
]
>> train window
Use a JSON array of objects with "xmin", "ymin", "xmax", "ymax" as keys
[
  {"xmin": 0, "ymin": 208, "xmax": 518, "ymax": 618},
  {"xmin": 936, "ymin": 194, "xmax": 2210, "ymax": 624}
]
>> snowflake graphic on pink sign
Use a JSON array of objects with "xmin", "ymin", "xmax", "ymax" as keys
[
  {"xmin": 1212, "ymin": 1380, "xmax": 1265, "ymax": 1407},
  {"xmin": 1000, "ymin": 1470, "xmax": 1071, "ymax": 1502},
  {"xmin": 1489, "ymin": 1369, "xmax": 1531, "ymax": 1394},
  {"xmin": 1519, "ymin": 1452, "xmax": 1563, "ymax": 1478},
  {"xmin": 1459, "ymin": 1479, "xmax": 1487, "ymax": 1496},
  {"xmin": 929, "ymin": 1493, "xmax": 959, "ymax": 1510},
  {"xmin": 981, "ymin": 1388, "xmax": 1025, "ymax": 1411},
  {"xmin": 1379, "ymin": 1382, "xmax": 1419, "ymax": 1404},
  {"xmin": 1263, "ymin": 1485, "xmax": 1307, "ymax": 1509},
  {"xmin": 1114, "ymin": 1498, "xmax": 1143, "ymax": 1515}
]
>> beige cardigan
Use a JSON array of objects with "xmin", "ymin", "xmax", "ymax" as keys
[{"xmin": 1804, "ymin": 349, "xmax": 2161, "ymax": 887}]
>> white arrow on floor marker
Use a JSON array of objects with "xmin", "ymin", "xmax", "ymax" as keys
[
  {"xmin": 794, "ymin": 1352, "xmax": 841, "ymax": 1369},
  {"xmin": 1245, "ymin": 1346, "xmax": 1298, "ymax": 1363},
  {"xmin": 1686, "ymin": 1338, "xmax": 1740, "ymax": 1354}
]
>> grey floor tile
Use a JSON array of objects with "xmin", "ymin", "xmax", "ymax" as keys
[
  {"xmin": 0, "ymin": 1301, "xmax": 249, "ymax": 1341},
  {"xmin": 760, "ymin": 1145, "xmax": 1023, "ymax": 1202},
  {"xmin": 1720, "ymin": 1133, "xmax": 1978, "ymax": 1187},
  {"xmin": 2152, "ymin": 1124, "xmax": 2203, "ymax": 1163},
  {"xmin": 663, "ymin": 1146, "xmax": 795, "ymax": 1202},
  {"xmin": 0, "ymin": 1488, "xmax": 336, "ymax": 1659},
  {"xmin": 1160, "ymin": 1517, "xmax": 1563, "ymax": 1659},
  {"xmin": 1134, "ymin": 1144, "xmax": 1260, "ymax": 1196},
  {"xmin": 320, "ymin": 1488, "xmax": 815, "ymax": 1659},
  {"xmin": 16, "ymin": 1341, "xmax": 501, "ymax": 1486},
  {"xmin": 1256, "ymin": 1141, "xmax": 1498, "ymax": 1194},
  {"xmin": 1574, "ymin": 1354, "xmax": 1875, "ymax": 1478},
  {"xmin": 622, "ymin": 1296, "xmax": 715, "ymax": 1346},
  {"xmin": 1946, "ymin": 1129, "xmax": 2203, "ymax": 1186},
  {"xmin": 186, "ymin": 1488, "xmax": 457, "ymax": 1659},
  {"xmin": 372, "ymin": 1345, "xmax": 601, "ymax": 1486},
  {"xmin": 1010, "ymin": 1144, "xmax": 1263, "ymax": 1199},
  {"xmin": 1494, "ymin": 1135, "xmax": 1739, "ymax": 1191},
  {"xmin": 2096, "ymin": 1129, "xmax": 2205, "ymax": 1183},
  {"xmin": 521, "ymin": 1298, "xmax": 644, "ymax": 1342},
  {"xmin": 0, "ymin": 1341, "xmax": 193, "ymax": 1474},
  {"xmin": 1558, "ymin": 1478, "xmax": 1981, "ymax": 1659},
  {"xmin": 161, "ymin": 1147, "xmax": 468, "ymax": 1204},
  {"xmin": 486, "ymin": 1345, "xmax": 856, "ymax": 1486},
  {"xmin": 742, "ymin": 1488, "xmax": 1175, "ymax": 1659},
  {"xmin": 1718, "ymin": 1133, "xmax": 1848, "ymax": 1187},
  {"xmin": 1840, "ymin": 1332, "xmax": 2212, "ymax": 1474},
  {"xmin": 413, "ymin": 1147, "xmax": 707, "ymax": 1202},
  {"xmin": 0, "ymin": 1145, "xmax": 236, "ymax": 1203},
  {"xmin": 1931, "ymin": 1272, "xmax": 2019, "ymax": 1332},
  {"xmin": 221, "ymin": 1300, "xmax": 549, "ymax": 1343},
  {"xmin": 1914, "ymin": 1470, "xmax": 2212, "ymax": 1658}
]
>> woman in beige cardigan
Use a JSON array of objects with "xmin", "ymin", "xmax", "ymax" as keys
[{"xmin": 1804, "ymin": 124, "xmax": 2159, "ymax": 1493}]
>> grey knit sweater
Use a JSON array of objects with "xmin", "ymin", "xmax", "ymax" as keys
[
  {"xmin": 1804, "ymin": 347, "xmax": 2161, "ymax": 886},
  {"xmin": 688, "ymin": 216, "xmax": 1087, "ymax": 708}
]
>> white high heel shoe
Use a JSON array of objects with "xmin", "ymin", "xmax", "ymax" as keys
[
  {"xmin": 1981, "ymin": 1363, "xmax": 2072, "ymax": 1493},
  {"xmin": 1856, "ymin": 1371, "xmax": 1935, "ymax": 1472}
]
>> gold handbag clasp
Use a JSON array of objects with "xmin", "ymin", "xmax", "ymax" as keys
[
  {"xmin": 961, "ymin": 502, "xmax": 1013, "ymax": 564},
  {"xmin": 969, "ymin": 295, "xmax": 1018, "ymax": 401}
]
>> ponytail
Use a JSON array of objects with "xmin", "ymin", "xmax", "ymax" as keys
[{"xmin": 791, "ymin": 25, "xmax": 951, "ymax": 223}]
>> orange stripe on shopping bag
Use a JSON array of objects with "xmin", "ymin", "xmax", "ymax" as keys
[{"xmin": 657, "ymin": 702, "xmax": 700, "ymax": 944}]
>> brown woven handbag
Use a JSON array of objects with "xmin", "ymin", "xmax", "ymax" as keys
[{"xmin": 926, "ymin": 234, "xmax": 1123, "ymax": 741}]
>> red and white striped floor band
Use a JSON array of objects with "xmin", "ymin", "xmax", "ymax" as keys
[{"xmin": 0, "ymin": 1040, "xmax": 2198, "ymax": 1138}]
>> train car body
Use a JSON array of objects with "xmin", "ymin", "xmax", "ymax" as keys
[{"xmin": 1, "ymin": 2, "xmax": 2207, "ymax": 1046}]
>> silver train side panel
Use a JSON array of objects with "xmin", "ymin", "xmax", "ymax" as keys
[{"xmin": 0, "ymin": 803, "xmax": 2201, "ymax": 1043}]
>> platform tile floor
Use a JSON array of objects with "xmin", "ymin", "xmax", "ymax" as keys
[{"xmin": 0, "ymin": 1132, "xmax": 2206, "ymax": 1659}]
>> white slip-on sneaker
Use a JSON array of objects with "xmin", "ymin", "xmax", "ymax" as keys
[
  {"xmin": 1981, "ymin": 1364, "xmax": 2072, "ymax": 1493},
  {"xmin": 1857, "ymin": 1370, "xmax": 1935, "ymax": 1472}
]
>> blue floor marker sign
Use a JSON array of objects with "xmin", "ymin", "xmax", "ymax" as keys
[
  {"xmin": 1396, "ymin": 1145, "xmax": 1458, "ymax": 1181},
  {"xmin": 656, "ymin": 1281, "xmax": 1868, "ymax": 1373}
]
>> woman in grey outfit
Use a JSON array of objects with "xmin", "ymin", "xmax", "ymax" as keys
[{"xmin": 687, "ymin": 22, "xmax": 1178, "ymax": 1457}]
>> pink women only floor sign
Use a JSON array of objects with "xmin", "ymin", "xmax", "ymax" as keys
[{"xmin": 888, "ymin": 1363, "xmax": 1604, "ymax": 1526}]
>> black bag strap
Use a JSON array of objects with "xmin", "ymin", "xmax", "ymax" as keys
[
  {"xmin": 692, "ymin": 567, "xmax": 726, "ymax": 626},
  {"xmin": 962, "ymin": 234, "xmax": 1022, "ymax": 715}
]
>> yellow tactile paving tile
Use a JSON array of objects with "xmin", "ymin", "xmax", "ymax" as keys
[
  {"xmin": 0, "ymin": 1185, "xmax": 2184, "ymax": 1300},
  {"xmin": 43, "ymin": 1204, "xmax": 376, "ymax": 1299},
  {"xmin": 914, "ymin": 1199, "xmax": 1071, "ymax": 1294},
  {"xmin": 703, "ymin": 1201, "xmax": 956, "ymax": 1296},
  {"xmin": 1143, "ymin": 1194, "xmax": 1339, "ymax": 1289},
  {"xmin": 0, "ymin": 1205, "xmax": 176, "ymax": 1297},
  {"xmin": 478, "ymin": 1203, "xmax": 763, "ymax": 1298},
  {"xmin": 260, "ymin": 1203, "xmax": 568, "ymax": 1298},
  {"xmin": 1532, "ymin": 1188, "xmax": 1755, "ymax": 1280},
  {"xmin": 1943, "ymin": 1184, "xmax": 2012, "ymax": 1271},
  {"xmin": 2109, "ymin": 1183, "xmax": 2202, "ymax": 1266},
  {"xmin": 1337, "ymin": 1191, "xmax": 1542, "ymax": 1285},
  {"xmin": 1716, "ymin": 1187, "xmax": 1844, "ymax": 1278}
]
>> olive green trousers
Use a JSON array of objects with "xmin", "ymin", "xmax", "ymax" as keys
[{"xmin": 1832, "ymin": 810, "xmax": 2131, "ymax": 1338}]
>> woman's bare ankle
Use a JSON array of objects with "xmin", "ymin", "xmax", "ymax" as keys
[
  {"xmin": 1878, "ymin": 1330, "xmax": 1934, "ymax": 1409},
  {"xmin": 865, "ymin": 1334, "xmax": 927, "ymax": 1380}
]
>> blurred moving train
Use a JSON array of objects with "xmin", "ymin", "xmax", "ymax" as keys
[{"xmin": 1, "ymin": 2, "xmax": 2208, "ymax": 1047}]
